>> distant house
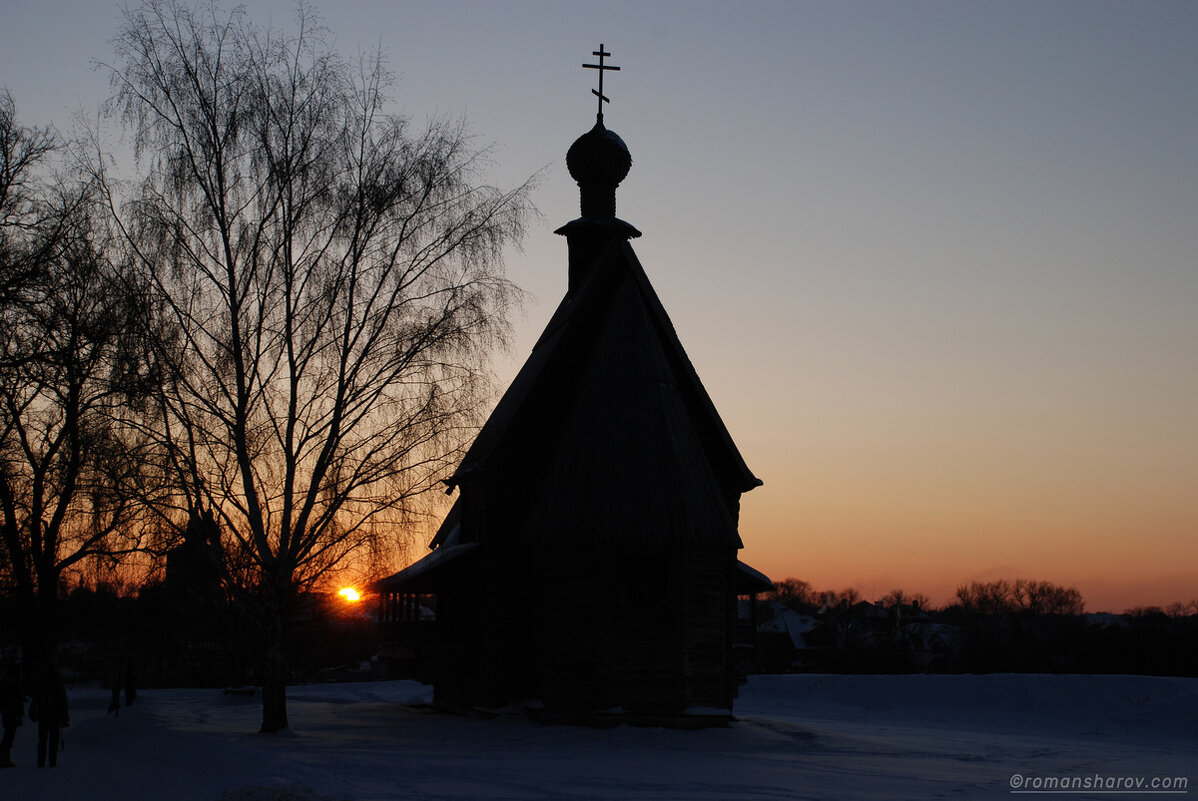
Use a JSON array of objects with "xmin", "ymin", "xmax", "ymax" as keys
[
  {"xmin": 375, "ymin": 93, "xmax": 769, "ymax": 722},
  {"xmin": 164, "ymin": 508, "xmax": 223, "ymax": 596},
  {"xmin": 906, "ymin": 622, "xmax": 964, "ymax": 670},
  {"xmin": 755, "ymin": 602, "xmax": 838, "ymax": 672},
  {"xmin": 144, "ymin": 507, "xmax": 237, "ymax": 686}
]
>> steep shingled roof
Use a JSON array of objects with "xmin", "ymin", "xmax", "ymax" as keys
[{"xmin": 440, "ymin": 236, "xmax": 761, "ymax": 551}]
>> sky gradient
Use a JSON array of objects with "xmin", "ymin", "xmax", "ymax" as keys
[{"xmin": 3, "ymin": 0, "xmax": 1196, "ymax": 611}]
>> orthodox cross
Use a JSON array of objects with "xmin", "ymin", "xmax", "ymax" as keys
[{"xmin": 583, "ymin": 44, "xmax": 620, "ymax": 120}]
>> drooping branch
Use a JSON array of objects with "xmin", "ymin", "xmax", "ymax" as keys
[{"xmin": 98, "ymin": 0, "xmax": 533, "ymax": 732}]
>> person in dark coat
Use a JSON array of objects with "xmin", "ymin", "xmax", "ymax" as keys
[
  {"xmin": 106, "ymin": 655, "xmax": 124, "ymax": 716},
  {"xmin": 28, "ymin": 668, "xmax": 68, "ymax": 768},
  {"xmin": 123, "ymin": 659, "xmax": 138, "ymax": 708},
  {"xmin": 0, "ymin": 662, "xmax": 23, "ymax": 767}
]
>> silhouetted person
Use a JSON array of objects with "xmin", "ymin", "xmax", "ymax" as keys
[
  {"xmin": 124, "ymin": 661, "xmax": 138, "ymax": 707},
  {"xmin": 0, "ymin": 663, "xmax": 23, "ymax": 767},
  {"xmin": 106, "ymin": 655, "xmax": 125, "ymax": 716},
  {"xmin": 29, "ymin": 668, "xmax": 68, "ymax": 768}
]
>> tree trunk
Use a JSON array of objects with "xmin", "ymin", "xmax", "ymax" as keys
[
  {"xmin": 259, "ymin": 606, "xmax": 289, "ymax": 733},
  {"xmin": 26, "ymin": 581, "xmax": 60, "ymax": 680}
]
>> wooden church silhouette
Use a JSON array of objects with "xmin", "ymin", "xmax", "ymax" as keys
[{"xmin": 375, "ymin": 47, "xmax": 770, "ymax": 723}]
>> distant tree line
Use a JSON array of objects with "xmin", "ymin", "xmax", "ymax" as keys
[
  {"xmin": 0, "ymin": 580, "xmax": 375, "ymax": 691},
  {"xmin": 954, "ymin": 578, "xmax": 1084, "ymax": 616},
  {"xmin": 761, "ymin": 577, "xmax": 1198, "ymax": 677}
]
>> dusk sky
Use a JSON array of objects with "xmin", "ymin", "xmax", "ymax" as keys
[{"xmin": 3, "ymin": 1, "xmax": 1195, "ymax": 612}]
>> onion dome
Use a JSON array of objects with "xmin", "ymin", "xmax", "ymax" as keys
[
  {"xmin": 555, "ymin": 46, "xmax": 641, "ymax": 293},
  {"xmin": 566, "ymin": 118, "xmax": 632, "ymax": 220}
]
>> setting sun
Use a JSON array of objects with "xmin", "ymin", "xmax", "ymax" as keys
[{"xmin": 338, "ymin": 587, "xmax": 361, "ymax": 603}]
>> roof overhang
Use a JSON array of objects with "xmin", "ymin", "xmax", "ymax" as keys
[
  {"xmin": 736, "ymin": 560, "xmax": 774, "ymax": 595},
  {"xmin": 371, "ymin": 542, "xmax": 478, "ymax": 595}
]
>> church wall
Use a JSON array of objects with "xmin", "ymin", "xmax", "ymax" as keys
[{"xmin": 525, "ymin": 545, "xmax": 739, "ymax": 716}]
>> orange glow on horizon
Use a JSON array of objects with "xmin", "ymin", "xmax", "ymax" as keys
[{"xmin": 736, "ymin": 482, "xmax": 1198, "ymax": 614}]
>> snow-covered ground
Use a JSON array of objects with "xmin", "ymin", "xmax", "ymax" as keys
[{"xmin": 5, "ymin": 674, "xmax": 1194, "ymax": 800}]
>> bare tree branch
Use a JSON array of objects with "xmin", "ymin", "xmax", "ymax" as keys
[{"xmin": 100, "ymin": 0, "xmax": 532, "ymax": 732}]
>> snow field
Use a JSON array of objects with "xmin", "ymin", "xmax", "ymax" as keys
[{"xmin": 4, "ymin": 674, "xmax": 1194, "ymax": 800}]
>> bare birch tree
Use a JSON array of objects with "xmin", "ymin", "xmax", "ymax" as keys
[
  {"xmin": 99, "ymin": 0, "xmax": 531, "ymax": 731},
  {"xmin": 0, "ymin": 89, "xmax": 150, "ymax": 676}
]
